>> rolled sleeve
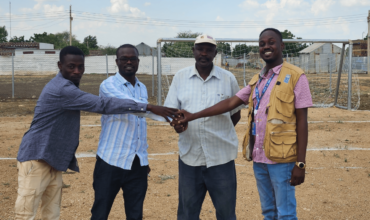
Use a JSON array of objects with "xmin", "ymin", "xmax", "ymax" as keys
[
  {"xmin": 294, "ymin": 74, "xmax": 313, "ymax": 109},
  {"xmin": 235, "ymin": 85, "xmax": 252, "ymax": 104}
]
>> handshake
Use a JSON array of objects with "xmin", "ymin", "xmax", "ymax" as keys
[{"xmin": 146, "ymin": 104, "xmax": 192, "ymax": 133}]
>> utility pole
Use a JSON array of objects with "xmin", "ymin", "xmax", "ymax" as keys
[
  {"xmin": 367, "ymin": 10, "xmax": 370, "ymax": 74},
  {"xmin": 69, "ymin": 5, "xmax": 73, "ymax": 46},
  {"xmin": 9, "ymin": 2, "xmax": 11, "ymax": 40}
]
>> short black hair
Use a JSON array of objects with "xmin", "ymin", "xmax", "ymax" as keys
[
  {"xmin": 259, "ymin": 28, "xmax": 282, "ymax": 41},
  {"xmin": 59, "ymin": 46, "xmax": 85, "ymax": 63},
  {"xmin": 116, "ymin": 44, "xmax": 139, "ymax": 57}
]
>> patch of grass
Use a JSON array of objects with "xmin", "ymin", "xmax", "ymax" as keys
[
  {"xmin": 158, "ymin": 175, "xmax": 176, "ymax": 184},
  {"xmin": 337, "ymin": 120, "xmax": 343, "ymax": 123},
  {"xmin": 334, "ymin": 153, "xmax": 340, "ymax": 158},
  {"xmin": 3, "ymin": 197, "xmax": 9, "ymax": 200},
  {"xmin": 62, "ymin": 182, "xmax": 70, "ymax": 188},
  {"xmin": 2, "ymin": 183, "xmax": 9, "ymax": 186},
  {"xmin": 84, "ymin": 134, "xmax": 94, "ymax": 139},
  {"xmin": 344, "ymin": 158, "xmax": 347, "ymax": 162},
  {"xmin": 167, "ymin": 194, "xmax": 171, "ymax": 197}
]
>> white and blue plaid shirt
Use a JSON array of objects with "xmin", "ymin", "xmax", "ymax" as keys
[
  {"xmin": 164, "ymin": 65, "xmax": 242, "ymax": 167},
  {"xmin": 97, "ymin": 73, "xmax": 160, "ymax": 170}
]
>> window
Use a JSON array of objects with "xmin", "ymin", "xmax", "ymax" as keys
[
  {"xmin": 23, "ymin": 51, "xmax": 34, "ymax": 54},
  {"xmin": 45, "ymin": 51, "xmax": 56, "ymax": 54}
]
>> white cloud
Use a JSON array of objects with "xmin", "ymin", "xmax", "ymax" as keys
[
  {"xmin": 239, "ymin": 0, "xmax": 260, "ymax": 9},
  {"xmin": 43, "ymin": 4, "xmax": 64, "ymax": 15},
  {"xmin": 144, "ymin": 2, "xmax": 151, "ymax": 6},
  {"xmin": 340, "ymin": 0, "xmax": 370, "ymax": 7},
  {"xmin": 108, "ymin": 0, "xmax": 145, "ymax": 17},
  {"xmin": 311, "ymin": 0, "xmax": 335, "ymax": 15},
  {"xmin": 216, "ymin": 16, "xmax": 224, "ymax": 21}
]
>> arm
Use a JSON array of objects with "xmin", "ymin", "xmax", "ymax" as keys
[
  {"xmin": 290, "ymin": 108, "xmax": 308, "ymax": 186},
  {"xmin": 61, "ymin": 83, "xmax": 146, "ymax": 114},
  {"xmin": 100, "ymin": 81, "xmax": 177, "ymax": 122},
  {"xmin": 178, "ymin": 95, "xmax": 245, "ymax": 124}
]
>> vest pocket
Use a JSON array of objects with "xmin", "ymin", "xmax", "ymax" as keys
[
  {"xmin": 275, "ymin": 90, "xmax": 295, "ymax": 118},
  {"xmin": 269, "ymin": 131, "xmax": 297, "ymax": 159}
]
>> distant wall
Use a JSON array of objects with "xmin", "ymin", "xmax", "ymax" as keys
[{"xmin": 0, "ymin": 53, "xmax": 223, "ymax": 76}]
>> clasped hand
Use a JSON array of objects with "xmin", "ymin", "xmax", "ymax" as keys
[{"xmin": 170, "ymin": 110, "xmax": 193, "ymax": 133}]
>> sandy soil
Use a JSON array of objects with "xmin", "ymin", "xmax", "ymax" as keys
[{"xmin": 1, "ymin": 108, "xmax": 370, "ymax": 219}]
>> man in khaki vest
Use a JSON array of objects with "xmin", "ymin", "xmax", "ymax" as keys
[{"xmin": 177, "ymin": 28, "xmax": 312, "ymax": 219}]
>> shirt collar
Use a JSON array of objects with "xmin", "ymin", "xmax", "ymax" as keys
[
  {"xmin": 190, "ymin": 64, "xmax": 220, "ymax": 80},
  {"xmin": 114, "ymin": 72, "xmax": 141, "ymax": 87},
  {"xmin": 259, "ymin": 63, "xmax": 283, "ymax": 79}
]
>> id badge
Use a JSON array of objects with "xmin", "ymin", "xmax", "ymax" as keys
[{"xmin": 252, "ymin": 122, "xmax": 256, "ymax": 135}]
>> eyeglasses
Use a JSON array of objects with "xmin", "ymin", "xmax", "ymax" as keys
[{"xmin": 118, "ymin": 57, "xmax": 138, "ymax": 63}]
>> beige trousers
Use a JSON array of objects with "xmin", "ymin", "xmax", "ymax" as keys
[{"xmin": 15, "ymin": 160, "xmax": 62, "ymax": 220}]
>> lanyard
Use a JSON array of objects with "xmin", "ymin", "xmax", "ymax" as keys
[{"xmin": 254, "ymin": 72, "xmax": 275, "ymax": 112}]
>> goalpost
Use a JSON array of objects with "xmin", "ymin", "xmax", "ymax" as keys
[{"xmin": 156, "ymin": 38, "xmax": 359, "ymax": 110}]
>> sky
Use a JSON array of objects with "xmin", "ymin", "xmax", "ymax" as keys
[{"xmin": 0, "ymin": 0, "xmax": 369, "ymax": 47}]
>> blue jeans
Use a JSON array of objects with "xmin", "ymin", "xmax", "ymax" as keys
[
  {"xmin": 253, "ymin": 162, "xmax": 297, "ymax": 220},
  {"xmin": 177, "ymin": 158, "xmax": 237, "ymax": 220}
]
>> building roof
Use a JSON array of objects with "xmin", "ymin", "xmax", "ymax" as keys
[{"xmin": 298, "ymin": 43, "xmax": 326, "ymax": 53}]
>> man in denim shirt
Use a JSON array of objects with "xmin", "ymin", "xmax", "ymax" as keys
[{"xmin": 15, "ymin": 46, "xmax": 177, "ymax": 220}]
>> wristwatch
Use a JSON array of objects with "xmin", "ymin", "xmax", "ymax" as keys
[{"xmin": 296, "ymin": 162, "xmax": 306, "ymax": 169}]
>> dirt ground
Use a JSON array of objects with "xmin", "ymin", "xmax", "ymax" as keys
[{"xmin": 1, "ymin": 108, "xmax": 370, "ymax": 219}]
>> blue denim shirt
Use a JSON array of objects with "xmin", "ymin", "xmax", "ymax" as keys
[{"xmin": 17, "ymin": 73, "xmax": 147, "ymax": 172}]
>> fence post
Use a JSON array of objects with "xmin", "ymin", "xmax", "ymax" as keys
[
  {"xmin": 157, "ymin": 41, "xmax": 162, "ymax": 105},
  {"xmin": 347, "ymin": 41, "xmax": 353, "ymax": 110},
  {"xmin": 329, "ymin": 57, "xmax": 332, "ymax": 94},
  {"xmin": 367, "ymin": 10, "xmax": 369, "ymax": 74},
  {"xmin": 12, "ymin": 53, "xmax": 14, "ymax": 98},
  {"xmin": 152, "ymin": 53, "xmax": 155, "ymax": 96},
  {"xmin": 334, "ymin": 43, "xmax": 346, "ymax": 106},
  {"xmin": 243, "ymin": 53, "xmax": 246, "ymax": 87},
  {"xmin": 106, "ymin": 54, "xmax": 109, "ymax": 78}
]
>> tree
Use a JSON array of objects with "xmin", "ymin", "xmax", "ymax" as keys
[
  {"xmin": 72, "ymin": 42, "xmax": 89, "ymax": 55},
  {"xmin": 83, "ymin": 35, "xmax": 98, "ymax": 49},
  {"xmin": 9, "ymin": 36, "xmax": 30, "ymax": 42},
  {"xmin": 98, "ymin": 45, "xmax": 116, "ymax": 55},
  {"xmin": 162, "ymin": 31, "xmax": 202, "ymax": 58},
  {"xmin": 29, "ymin": 31, "xmax": 79, "ymax": 49},
  {"xmin": 232, "ymin": 44, "xmax": 259, "ymax": 57},
  {"xmin": 0, "ymin": 26, "xmax": 8, "ymax": 42},
  {"xmin": 281, "ymin": 30, "xmax": 308, "ymax": 57},
  {"xmin": 217, "ymin": 42, "xmax": 231, "ymax": 56}
]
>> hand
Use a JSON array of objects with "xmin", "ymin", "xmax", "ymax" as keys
[
  {"xmin": 147, "ymin": 104, "xmax": 178, "ymax": 122},
  {"xmin": 147, "ymin": 165, "xmax": 151, "ymax": 175},
  {"xmin": 290, "ymin": 165, "xmax": 305, "ymax": 186},
  {"xmin": 177, "ymin": 109, "xmax": 195, "ymax": 125},
  {"xmin": 170, "ymin": 113, "xmax": 188, "ymax": 133}
]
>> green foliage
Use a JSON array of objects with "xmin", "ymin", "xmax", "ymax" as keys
[
  {"xmin": 30, "ymin": 31, "xmax": 79, "ymax": 49},
  {"xmin": 217, "ymin": 42, "xmax": 231, "ymax": 56},
  {"xmin": 72, "ymin": 42, "xmax": 89, "ymax": 55},
  {"xmin": 9, "ymin": 36, "xmax": 30, "ymax": 42},
  {"xmin": 0, "ymin": 26, "xmax": 8, "ymax": 42},
  {"xmin": 162, "ymin": 31, "xmax": 202, "ymax": 58},
  {"xmin": 83, "ymin": 35, "xmax": 98, "ymax": 49},
  {"xmin": 281, "ymin": 30, "xmax": 309, "ymax": 57},
  {"xmin": 98, "ymin": 45, "xmax": 116, "ymax": 55},
  {"xmin": 232, "ymin": 44, "xmax": 259, "ymax": 57}
]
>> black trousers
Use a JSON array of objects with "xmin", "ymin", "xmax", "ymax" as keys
[{"xmin": 91, "ymin": 155, "xmax": 148, "ymax": 220}]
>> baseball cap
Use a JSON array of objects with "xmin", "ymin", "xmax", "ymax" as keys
[{"xmin": 194, "ymin": 34, "xmax": 217, "ymax": 46}]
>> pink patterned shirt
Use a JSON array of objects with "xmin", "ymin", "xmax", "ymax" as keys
[{"xmin": 236, "ymin": 63, "xmax": 313, "ymax": 164}]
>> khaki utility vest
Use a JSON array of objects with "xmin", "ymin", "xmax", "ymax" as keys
[{"xmin": 242, "ymin": 62, "xmax": 303, "ymax": 163}]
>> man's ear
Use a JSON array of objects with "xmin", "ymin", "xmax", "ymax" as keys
[
  {"xmin": 57, "ymin": 61, "xmax": 62, "ymax": 70},
  {"xmin": 281, "ymin": 41, "xmax": 285, "ymax": 51}
]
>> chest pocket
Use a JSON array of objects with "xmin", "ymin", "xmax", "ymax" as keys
[{"xmin": 275, "ymin": 90, "xmax": 295, "ymax": 118}]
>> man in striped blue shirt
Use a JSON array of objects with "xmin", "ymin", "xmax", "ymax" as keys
[{"xmin": 91, "ymin": 44, "xmax": 169, "ymax": 220}]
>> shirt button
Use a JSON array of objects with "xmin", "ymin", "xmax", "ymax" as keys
[
  {"xmin": 141, "ymin": 108, "xmax": 144, "ymax": 111},
  {"xmin": 257, "ymin": 134, "xmax": 259, "ymax": 136},
  {"xmin": 129, "ymin": 108, "xmax": 131, "ymax": 110}
]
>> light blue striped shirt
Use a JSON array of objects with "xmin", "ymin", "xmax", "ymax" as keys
[
  {"xmin": 164, "ymin": 65, "xmax": 242, "ymax": 167},
  {"xmin": 97, "ymin": 73, "xmax": 153, "ymax": 170}
]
